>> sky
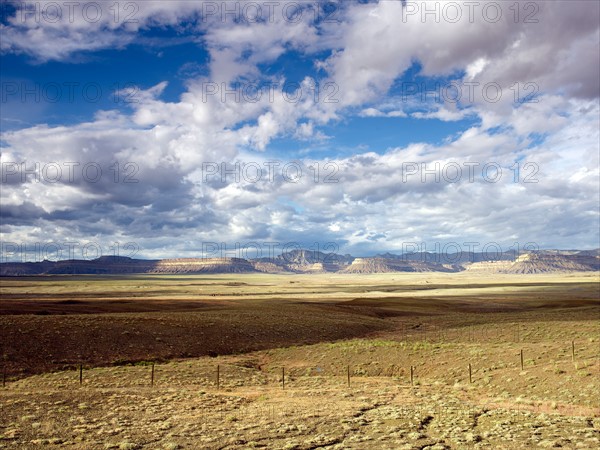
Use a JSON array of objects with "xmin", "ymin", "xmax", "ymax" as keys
[{"xmin": 0, "ymin": 0, "xmax": 599, "ymax": 261}]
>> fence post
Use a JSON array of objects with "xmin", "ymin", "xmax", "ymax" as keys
[
  {"xmin": 79, "ymin": 364, "xmax": 83, "ymax": 385},
  {"xmin": 468, "ymin": 363, "xmax": 472, "ymax": 383},
  {"xmin": 347, "ymin": 365, "xmax": 350, "ymax": 387},
  {"xmin": 151, "ymin": 363, "xmax": 155, "ymax": 387},
  {"xmin": 282, "ymin": 367, "xmax": 285, "ymax": 390},
  {"xmin": 217, "ymin": 365, "xmax": 220, "ymax": 390},
  {"xmin": 520, "ymin": 349, "xmax": 524, "ymax": 371},
  {"xmin": 571, "ymin": 340, "xmax": 575, "ymax": 362},
  {"xmin": 410, "ymin": 365, "xmax": 414, "ymax": 385}
]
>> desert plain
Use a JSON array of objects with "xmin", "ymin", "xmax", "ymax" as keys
[{"xmin": 0, "ymin": 272, "xmax": 599, "ymax": 449}]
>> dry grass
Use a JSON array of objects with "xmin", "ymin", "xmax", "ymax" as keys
[{"xmin": 1, "ymin": 272, "xmax": 599, "ymax": 448}]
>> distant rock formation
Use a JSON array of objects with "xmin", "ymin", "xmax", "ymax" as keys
[
  {"xmin": 464, "ymin": 260, "xmax": 514, "ymax": 273},
  {"xmin": 151, "ymin": 258, "xmax": 256, "ymax": 274},
  {"xmin": 342, "ymin": 258, "xmax": 457, "ymax": 274},
  {"xmin": 1, "ymin": 250, "xmax": 598, "ymax": 276},
  {"xmin": 506, "ymin": 253, "xmax": 599, "ymax": 274},
  {"xmin": 465, "ymin": 253, "xmax": 599, "ymax": 274},
  {"xmin": 0, "ymin": 256, "xmax": 257, "ymax": 276},
  {"xmin": 253, "ymin": 249, "xmax": 353, "ymax": 273}
]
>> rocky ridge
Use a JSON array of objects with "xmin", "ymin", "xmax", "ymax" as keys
[{"xmin": 1, "ymin": 250, "xmax": 598, "ymax": 276}]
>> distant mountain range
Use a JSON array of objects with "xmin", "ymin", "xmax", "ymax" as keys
[{"xmin": 1, "ymin": 249, "xmax": 599, "ymax": 276}]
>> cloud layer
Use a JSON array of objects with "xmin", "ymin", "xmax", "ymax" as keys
[{"xmin": 1, "ymin": 1, "xmax": 598, "ymax": 259}]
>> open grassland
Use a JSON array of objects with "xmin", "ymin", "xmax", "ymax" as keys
[{"xmin": 1, "ymin": 272, "xmax": 599, "ymax": 449}]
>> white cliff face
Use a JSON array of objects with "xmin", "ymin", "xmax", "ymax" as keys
[
  {"xmin": 464, "ymin": 261, "xmax": 514, "ymax": 272},
  {"xmin": 516, "ymin": 253, "xmax": 532, "ymax": 262}
]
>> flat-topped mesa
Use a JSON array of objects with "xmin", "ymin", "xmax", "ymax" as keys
[
  {"xmin": 155, "ymin": 257, "xmax": 249, "ymax": 264},
  {"xmin": 342, "ymin": 257, "xmax": 456, "ymax": 273},
  {"xmin": 0, "ymin": 258, "xmax": 158, "ymax": 275},
  {"xmin": 507, "ymin": 253, "xmax": 599, "ymax": 274},
  {"xmin": 150, "ymin": 257, "xmax": 256, "ymax": 274},
  {"xmin": 465, "ymin": 253, "xmax": 599, "ymax": 274},
  {"xmin": 465, "ymin": 260, "xmax": 514, "ymax": 272},
  {"xmin": 343, "ymin": 258, "xmax": 392, "ymax": 274}
]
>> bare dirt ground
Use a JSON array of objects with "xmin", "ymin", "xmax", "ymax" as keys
[{"xmin": 1, "ymin": 272, "xmax": 599, "ymax": 449}]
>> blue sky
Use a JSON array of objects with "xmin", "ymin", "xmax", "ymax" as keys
[{"xmin": 0, "ymin": 1, "xmax": 599, "ymax": 260}]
